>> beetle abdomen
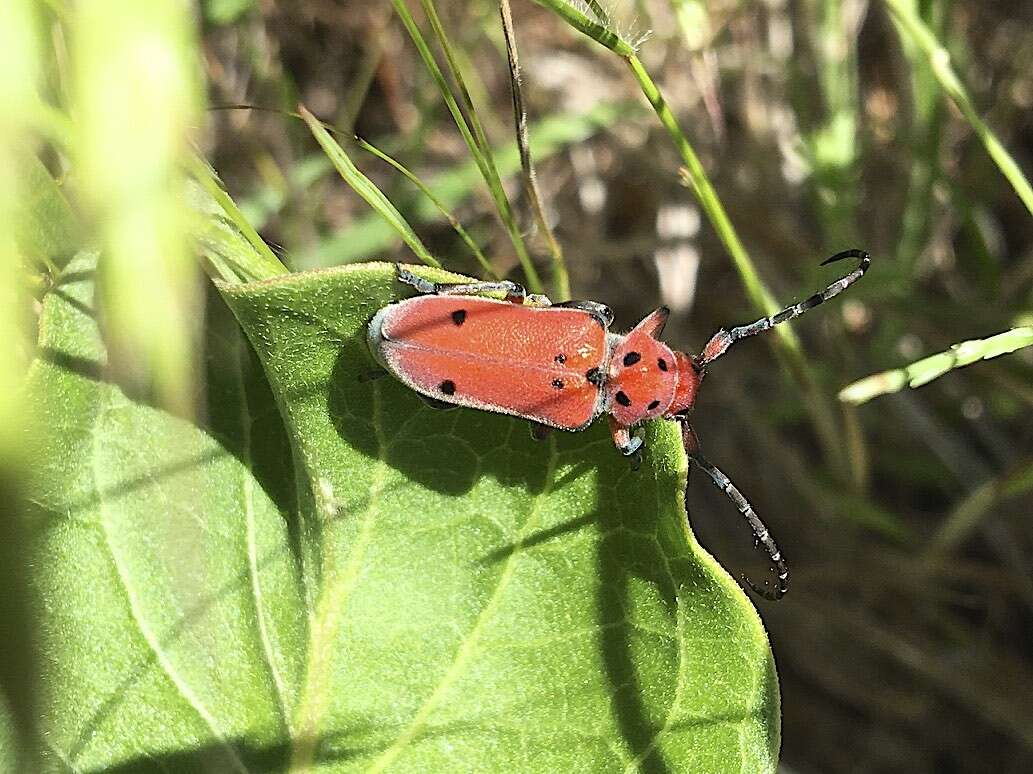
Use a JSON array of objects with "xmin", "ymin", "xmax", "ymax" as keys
[{"xmin": 370, "ymin": 296, "xmax": 609, "ymax": 430}]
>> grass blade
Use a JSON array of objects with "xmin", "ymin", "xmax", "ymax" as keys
[
  {"xmin": 188, "ymin": 155, "xmax": 289, "ymax": 282},
  {"xmin": 499, "ymin": 0, "xmax": 570, "ymax": 300},
  {"xmin": 392, "ymin": 0, "xmax": 542, "ymax": 291},
  {"xmin": 355, "ymin": 136, "xmax": 496, "ymax": 278},
  {"xmin": 299, "ymin": 104, "xmax": 441, "ymax": 269},
  {"xmin": 535, "ymin": 0, "xmax": 633, "ymax": 55},
  {"xmin": 839, "ymin": 325, "xmax": 1033, "ymax": 405},
  {"xmin": 300, "ymin": 101, "xmax": 626, "ymax": 268},
  {"xmin": 884, "ymin": 0, "xmax": 1033, "ymax": 217}
]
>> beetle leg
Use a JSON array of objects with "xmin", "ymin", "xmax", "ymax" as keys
[
  {"xmin": 358, "ymin": 368, "xmax": 388, "ymax": 382},
  {"xmin": 680, "ymin": 422, "xmax": 788, "ymax": 600},
  {"xmin": 416, "ymin": 392, "xmax": 459, "ymax": 411},
  {"xmin": 528, "ymin": 421, "xmax": 552, "ymax": 441},
  {"xmin": 609, "ymin": 417, "xmax": 644, "ymax": 468},
  {"xmin": 395, "ymin": 264, "xmax": 545, "ymax": 305},
  {"xmin": 551, "ymin": 300, "xmax": 614, "ymax": 328}
]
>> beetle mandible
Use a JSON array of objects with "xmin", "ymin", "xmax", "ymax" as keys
[{"xmin": 368, "ymin": 249, "xmax": 870, "ymax": 600}]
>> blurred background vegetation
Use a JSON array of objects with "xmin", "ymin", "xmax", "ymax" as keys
[{"xmin": 5, "ymin": 0, "xmax": 1033, "ymax": 771}]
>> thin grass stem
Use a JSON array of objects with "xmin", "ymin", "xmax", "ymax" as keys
[
  {"xmin": 884, "ymin": 0, "xmax": 1033, "ymax": 217},
  {"xmin": 355, "ymin": 136, "xmax": 496, "ymax": 279},
  {"xmin": 299, "ymin": 104, "xmax": 442, "ymax": 269},
  {"xmin": 839, "ymin": 325, "xmax": 1033, "ymax": 405},
  {"xmin": 499, "ymin": 0, "xmax": 570, "ymax": 300}
]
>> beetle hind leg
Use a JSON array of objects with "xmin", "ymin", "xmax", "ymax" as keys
[{"xmin": 529, "ymin": 421, "xmax": 552, "ymax": 442}]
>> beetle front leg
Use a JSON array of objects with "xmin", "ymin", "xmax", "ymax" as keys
[
  {"xmin": 395, "ymin": 265, "xmax": 549, "ymax": 305},
  {"xmin": 609, "ymin": 417, "xmax": 643, "ymax": 469}
]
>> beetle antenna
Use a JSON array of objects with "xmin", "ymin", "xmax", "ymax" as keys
[
  {"xmin": 697, "ymin": 248, "xmax": 870, "ymax": 367},
  {"xmin": 681, "ymin": 422, "xmax": 788, "ymax": 600}
]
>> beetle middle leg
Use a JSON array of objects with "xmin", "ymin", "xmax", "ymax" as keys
[
  {"xmin": 417, "ymin": 392, "xmax": 460, "ymax": 410},
  {"xmin": 528, "ymin": 421, "xmax": 552, "ymax": 442},
  {"xmin": 395, "ymin": 264, "xmax": 549, "ymax": 305}
]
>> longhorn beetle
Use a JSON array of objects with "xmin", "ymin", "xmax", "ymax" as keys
[{"xmin": 368, "ymin": 249, "xmax": 870, "ymax": 599}]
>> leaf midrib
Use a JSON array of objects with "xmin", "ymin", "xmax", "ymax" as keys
[
  {"xmin": 289, "ymin": 378, "xmax": 392, "ymax": 770},
  {"xmin": 366, "ymin": 434, "xmax": 561, "ymax": 773}
]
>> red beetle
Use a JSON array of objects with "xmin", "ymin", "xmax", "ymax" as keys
[{"xmin": 368, "ymin": 250, "xmax": 870, "ymax": 599}]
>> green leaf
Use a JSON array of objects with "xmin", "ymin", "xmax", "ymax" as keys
[
  {"xmin": 26, "ymin": 252, "xmax": 306, "ymax": 771},
  {"xmin": 13, "ymin": 155, "xmax": 80, "ymax": 270},
  {"xmin": 221, "ymin": 263, "xmax": 779, "ymax": 772},
  {"xmin": 29, "ymin": 255, "xmax": 778, "ymax": 771}
]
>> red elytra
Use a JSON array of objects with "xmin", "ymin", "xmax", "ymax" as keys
[{"xmin": 368, "ymin": 250, "xmax": 870, "ymax": 600}]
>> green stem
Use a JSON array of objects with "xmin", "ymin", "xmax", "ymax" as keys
[{"xmin": 884, "ymin": 0, "xmax": 1033, "ymax": 217}]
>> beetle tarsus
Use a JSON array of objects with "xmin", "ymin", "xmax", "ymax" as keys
[{"xmin": 628, "ymin": 447, "xmax": 643, "ymax": 471}]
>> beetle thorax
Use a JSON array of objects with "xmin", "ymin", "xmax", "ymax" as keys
[
  {"xmin": 665, "ymin": 350, "xmax": 702, "ymax": 417},
  {"xmin": 606, "ymin": 329, "xmax": 679, "ymax": 426}
]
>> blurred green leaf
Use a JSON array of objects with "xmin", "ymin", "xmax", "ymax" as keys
[
  {"xmin": 0, "ymin": 0, "xmax": 43, "ymax": 462},
  {"xmin": 26, "ymin": 253, "xmax": 779, "ymax": 771},
  {"xmin": 13, "ymin": 155, "xmax": 80, "ymax": 270}
]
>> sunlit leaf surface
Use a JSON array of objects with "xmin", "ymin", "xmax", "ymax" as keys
[{"xmin": 28, "ymin": 256, "xmax": 778, "ymax": 773}]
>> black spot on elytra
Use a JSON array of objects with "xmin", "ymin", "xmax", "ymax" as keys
[
  {"xmin": 623, "ymin": 351, "xmax": 641, "ymax": 367},
  {"xmin": 585, "ymin": 367, "xmax": 604, "ymax": 387},
  {"xmin": 648, "ymin": 400, "xmax": 660, "ymax": 411},
  {"xmin": 615, "ymin": 391, "xmax": 631, "ymax": 407},
  {"xmin": 554, "ymin": 353, "xmax": 566, "ymax": 364},
  {"xmin": 439, "ymin": 380, "xmax": 456, "ymax": 395},
  {"xmin": 451, "ymin": 309, "xmax": 467, "ymax": 326},
  {"xmin": 657, "ymin": 358, "xmax": 668, "ymax": 371},
  {"xmin": 552, "ymin": 378, "xmax": 564, "ymax": 390}
]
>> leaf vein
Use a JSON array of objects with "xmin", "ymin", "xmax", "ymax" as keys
[
  {"xmin": 366, "ymin": 435, "xmax": 561, "ymax": 773},
  {"xmin": 237, "ymin": 337, "xmax": 294, "ymax": 733}
]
